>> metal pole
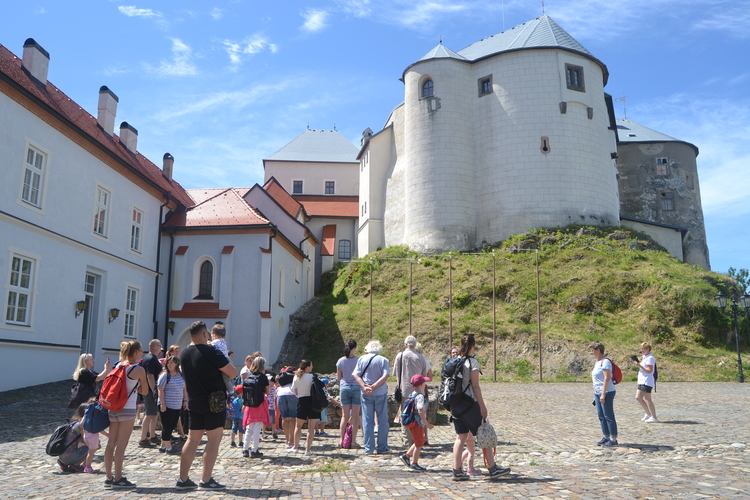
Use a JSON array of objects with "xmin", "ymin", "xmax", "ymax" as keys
[
  {"xmin": 369, "ymin": 259, "xmax": 373, "ymax": 340},
  {"xmin": 493, "ymin": 251, "xmax": 497, "ymax": 382},
  {"xmin": 536, "ymin": 250, "xmax": 542, "ymax": 382},
  {"xmin": 409, "ymin": 259, "xmax": 413, "ymax": 337},
  {"xmin": 449, "ymin": 254, "xmax": 453, "ymax": 348},
  {"xmin": 735, "ymin": 309, "xmax": 745, "ymax": 383}
]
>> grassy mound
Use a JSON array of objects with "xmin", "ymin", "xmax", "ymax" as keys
[{"xmin": 304, "ymin": 225, "xmax": 746, "ymax": 382}]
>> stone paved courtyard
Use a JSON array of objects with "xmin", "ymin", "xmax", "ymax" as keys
[{"xmin": 0, "ymin": 381, "xmax": 748, "ymax": 499}]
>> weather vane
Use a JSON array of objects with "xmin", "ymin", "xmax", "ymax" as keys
[{"xmin": 615, "ymin": 96, "xmax": 627, "ymax": 119}]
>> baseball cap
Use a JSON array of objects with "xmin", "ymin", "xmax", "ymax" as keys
[{"xmin": 410, "ymin": 374, "xmax": 430, "ymax": 387}]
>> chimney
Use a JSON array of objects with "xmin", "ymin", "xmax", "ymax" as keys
[
  {"xmin": 163, "ymin": 153, "xmax": 174, "ymax": 181},
  {"xmin": 22, "ymin": 38, "xmax": 50, "ymax": 85},
  {"xmin": 97, "ymin": 86, "xmax": 119, "ymax": 136},
  {"xmin": 360, "ymin": 127, "xmax": 373, "ymax": 147},
  {"xmin": 119, "ymin": 122, "xmax": 138, "ymax": 153}
]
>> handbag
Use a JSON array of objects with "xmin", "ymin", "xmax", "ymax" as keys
[
  {"xmin": 208, "ymin": 390, "xmax": 227, "ymax": 413},
  {"xmin": 475, "ymin": 418, "xmax": 497, "ymax": 449}
]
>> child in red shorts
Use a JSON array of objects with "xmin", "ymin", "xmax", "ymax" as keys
[{"xmin": 399, "ymin": 374, "xmax": 434, "ymax": 471}]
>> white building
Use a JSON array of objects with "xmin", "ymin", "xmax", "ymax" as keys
[
  {"xmin": 358, "ymin": 15, "xmax": 621, "ymax": 255},
  {"xmin": 0, "ymin": 39, "xmax": 193, "ymax": 391}
]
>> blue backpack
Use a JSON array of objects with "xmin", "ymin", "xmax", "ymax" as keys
[
  {"xmin": 401, "ymin": 392, "xmax": 419, "ymax": 428},
  {"xmin": 83, "ymin": 402, "xmax": 110, "ymax": 433}
]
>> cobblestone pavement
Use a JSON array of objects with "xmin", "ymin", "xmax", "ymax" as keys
[{"xmin": 1, "ymin": 382, "xmax": 748, "ymax": 499}]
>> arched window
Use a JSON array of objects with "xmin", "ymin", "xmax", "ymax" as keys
[
  {"xmin": 422, "ymin": 79, "xmax": 434, "ymax": 98},
  {"xmin": 197, "ymin": 260, "xmax": 213, "ymax": 299}
]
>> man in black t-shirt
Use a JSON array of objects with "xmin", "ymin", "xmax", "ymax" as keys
[
  {"xmin": 177, "ymin": 321, "xmax": 237, "ymax": 491},
  {"xmin": 139, "ymin": 339, "xmax": 163, "ymax": 447}
]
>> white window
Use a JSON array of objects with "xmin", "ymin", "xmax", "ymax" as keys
[
  {"xmin": 93, "ymin": 186, "xmax": 111, "ymax": 237},
  {"xmin": 339, "ymin": 240, "xmax": 352, "ymax": 260},
  {"xmin": 5, "ymin": 255, "xmax": 34, "ymax": 325},
  {"xmin": 124, "ymin": 287, "xmax": 138, "ymax": 338},
  {"xmin": 325, "ymin": 181, "xmax": 335, "ymax": 194},
  {"xmin": 293, "ymin": 180, "xmax": 303, "ymax": 194},
  {"xmin": 422, "ymin": 79, "xmax": 434, "ymax": 98},
  {"xmin": 21, "ymin": 146, "xmax": 45, "ymax": 207},
  {"xmin": 130, "ymin": 208, "xmax": 143, "ymax": 253}
]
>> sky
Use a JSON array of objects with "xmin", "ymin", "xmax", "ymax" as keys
[{"xmin": 2, "ymin": 0, "xmax": 749, "ymax": 277}]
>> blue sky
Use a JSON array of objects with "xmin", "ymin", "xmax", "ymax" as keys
[{"xmin": 3, "ymin": 0, "xmax": 749, "ymax": 276}]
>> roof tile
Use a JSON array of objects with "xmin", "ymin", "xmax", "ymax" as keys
[
  {"xmin": 170, "ymin": 302, "xmax": 229, "ymax": 319},
  {"xmin": 292, "ymin": 195, "xmax": 359, "ymax": 218},
  {"xmin": 265, "ymin": 129, "xmax": 359, "ymax": 163},
  {"xmin": 165, "ymin": 188, "xmax": 271, "ymax": 228}
]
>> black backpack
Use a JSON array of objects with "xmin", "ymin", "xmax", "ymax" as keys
[
  {"xmin": 278, "ymin": 369, "xmax": 294, "ymax": 386},
  {"xmin": 242, "ymin": 374, "xmax": 265, "ymax": 408},
  {"xmin": 45, "ymin": 421, "xmax": 79, "ymax": 457},
  {"xmin": 438, "ymin": 356, "xmax": 468, "ymax": 410},
  {"xmin": 310, "ymin": 375, "xmax": 328, "ymax": 413}
]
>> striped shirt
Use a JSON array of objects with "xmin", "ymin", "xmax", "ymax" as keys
[{"xmin": 157, "ymin": 371, "xmax": 184, "ymax": 410}]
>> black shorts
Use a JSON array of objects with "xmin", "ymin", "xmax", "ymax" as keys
[
  {"xmin": 187, "ymin": 410, "xmax": 225, "ymax": 431},
  {"xmin": 451, "ymin": 398, "xmax": 481, "ymax": 436},
  {"xmin": 637, "ymin": 384, "xmax": 653, "ymax": 393},
  {"xmin": 143, "ymin": 390, "xmax": 158, "ymax": 416},
  {"xmin": 296, "ymin": 396, "xmax": 321, "ymax": 421}
]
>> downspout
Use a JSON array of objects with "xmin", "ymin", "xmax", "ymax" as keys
[
  {"xmin": 299, "ymin": 234, "xmax": 312, "ymax": 261},
  {"xmin": 163, "ymin": 226, "xmax": 176, "ymax": 347},
  {"xmin": 268, "ymin": 225, "xmax": 277, "ymax": 313},
  {"xmin": 152, "ymin": 195, "xmax": 171, "ymax": 340}
]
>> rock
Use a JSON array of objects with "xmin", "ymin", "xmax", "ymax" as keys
[
  {"xmin": 607, "ymin": 231, "xmax": 629, "ymax": 240},
  {"xmin": 629, "ymin": 241, "xmax": 645, "ymax": 251},
  {"xmin": 731, "ymin": 443, "xmax": 746, "ymax": 449},
  {"xmin": 569, "ymin": 296, "xmax": 592, "ymax": 313}
]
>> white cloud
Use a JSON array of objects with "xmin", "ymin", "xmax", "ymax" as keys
[
  {"xmin": 118, "ymin": 5, "xmax": 168, "ymax": 28},
  {"xmin": 692, "ymin": 7, "xmax": 750, "ymax": 39},
  {"xmin": 301, "ymin": 9, "xmax": 329, "ymax": 33},
  {"xmin": 210, "ymin": 7, "xmax": 223, "ymax": 20},
  {"xmin": 338, "ymin": 0, "xmax": 372, "ymax": 18},
  {"xmin": 146, "ymin": 38, "xmax": 198, "ymax": 77},
  {"xmin": 221, "ymin": 35, "xmax": 278, "ymax": 68}
]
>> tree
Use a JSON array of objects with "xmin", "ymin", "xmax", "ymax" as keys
[{"xmin": 728, "ymin": 267, "xmax": 749, "ymax": 295}]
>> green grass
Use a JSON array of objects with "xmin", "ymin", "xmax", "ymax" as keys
[
  {"xmin": 303, "ymin": 225, "xmax": 748, "ymax": 381},
  {"xmin": 295, "ymin": 460, "xmax": 349, "ymax": 473}
]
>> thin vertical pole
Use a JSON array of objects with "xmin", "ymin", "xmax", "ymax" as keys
[
  {"xmin": 369, "ymin": 259, "xmax": 373, "ymax": 340},
  {"xmin": 449, "ymin": 254, "xmax": 453, "ymax": 348},
  {"xmin": 536, "ymin": 250, "xmax": 542, "ymax": 382},
  {"xmin": 409, "ymin": 259, "xmax": 413, "ymax": 336},
  {"xmin": 493, "ymin": 252, "xmax": 497, "ymax": 382}
]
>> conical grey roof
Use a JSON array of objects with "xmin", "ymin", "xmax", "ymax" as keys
[{"xmin": 417, "ymin": 43, "xmax": 468, "ymax": 63}]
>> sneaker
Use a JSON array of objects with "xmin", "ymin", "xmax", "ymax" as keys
[
  {"xmin": 150, "ymin": 436, "xmax": 161, "ymax": 444},
  {"xmin": 641, "ymin": 414, "xmax": 651, "ymax": 421},
  {"xmin": 319, "ymin": 431, "xmax": 329, "ymax": 437},
  {"xmin": 272, "ymin": 433, "xmax": 278, "ymax": 440},
  {"xmin": 288, "ymin": 448, "xmax": 299, "ymax": 453},
  {"xmin": 250, "ymin": 451, "xmax": 264, "ymax": 458},
  {"xmin": 198, "ymin": 478, "xmax": 226, "ymax": 490},
  {"xmin": 138, "ymin": 438, "xmax": 154, "ymax": 448},
  {"xmin": 304, "ymin": 450, "xmax": 314, "ymax": 456},
  {"xmin": 487, "ymin": 465, "xmax": 511, "ymax": 478},
  {"xmin": 175, "ymin": 478, "xmax": 198, "ymax": 491},
  {"xmin": 66, "ymin": 464, "xmax": 84, "ymax": 473},
  {"xmin": 274, "ymin": 428, "xmax": 283, "ymax": 434},
  {"xmin": 84, "ymin": 466, "xmax": 96, "ymax": 474},
  {"xmin": 104, "ymin": 477, "xmax": 113, "ymax": 488},
  {"xmin": 467, "ymin": 468, "xmax": 482, "ymax": 475},
  {"xmin": 111, "ymin": 477, "xmax": 136, "ymax": 489},
  {"xmin": 166, "ymin": 447, "xmax": 182, "ymax": 455},
  {"xmin": 242, "ymin": 450, "xmax": 250, "ymax": 457},
  {"xmin": 230, "ymin": 441, "xmax": 237, "ymax": 447},
  {"xmin": 645, "ymin": 416, "xmax": 659, "ymax": 423},
  {"xmin": 376, "ymin": 448, "xmax": 390, "ymax": 455},
  {"xmin": 400, "ymin": 453, "xmax": 411, "ymax": 467},
  {"xmin": 57, "ymin": 459, "xmax": 67, "ymax": 472},
  {"xmin": 158, "ymin": 447, "xmax": 167, "ymax": 453},
  {"xmin": 410, "ymin": 463, "xmax": 427, "ymax": 471},
  {"xmin": 452, "ymin": 469, "xmax": 470, "ymax": 481},
  {"xmin": 602, "ymin": 439, "xmax": 618, "ymax": 447},
  {"xmin": 596, "ymin": 437, "xmax": 610, "ymax": 446}
]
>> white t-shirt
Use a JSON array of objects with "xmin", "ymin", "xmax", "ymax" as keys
[
  {"xmin": 637, "ymin": 353, "xmax": 656, "ymax": 387},
  {"xmin": 592, "ymin": 358, "xmax": 616, "ymax": 394},
  {"xmin": 293, "ymin": 372, "xmax": 314, "ymax": 397}
]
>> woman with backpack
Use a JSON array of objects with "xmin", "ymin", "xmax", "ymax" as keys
[
  {"xmin": 103, "ymin": 340, "xmax": 150, "ymax": 489},
  {"xmin": 590, "ymin": 341, "xmax": 618, "ymax": 447},
  {"xmin": 291, "ymin": 359, "xmax": 319, "ymax": 455},
  {"xmin": 157, "ymin": 355, "xmax": 187, "ymax": 454},
  {"xmin": 449, "ymin": 334, "xmax": 511, "ymax": 481},
  {"xmin": 633, "ymin": 342, "xmax": 658, "ymax": 423},
  {"xmin": 68, "ymin": 353, "xmax": 111, "ymax": 409},
  {"xmin": 336, "ymin": 339, "xmax": 361, "ymax": 448}
]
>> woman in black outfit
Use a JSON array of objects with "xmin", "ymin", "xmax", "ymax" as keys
[{"xmin": 69, "ymin": 353, "xmax": 111, "ymax": 408}]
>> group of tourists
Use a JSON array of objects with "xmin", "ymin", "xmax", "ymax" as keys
[{"xmin": 60, "ymin": 318, "xmax": 660, "ymax": 488}]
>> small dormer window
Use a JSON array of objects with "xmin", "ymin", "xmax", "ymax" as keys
[
  {"xmin": 422, "ymin": 79, "xmax": 434, "ymax": 98},
  {"xmin": 565, "ymin": 64, "xmax": 585, "ymax": 92}
]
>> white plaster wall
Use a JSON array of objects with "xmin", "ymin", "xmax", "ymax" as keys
[
  {"xmin": 244, "ymin": 189, "xmax": 307, "ymax": 247},
  {"xmin": 403, "ymin": 59, "xmax": 477, "ymax": 253},
  {"xmin": 473, "ymin": 50, "xmax": 619, "ymax": 246},
  {"xmin": 620, "ymin": 220, "xmax": 684, "ymax": 262},
  {"xmin": 264, "ymin": 160, "xmax": 359, "ymax": 196},
  {"xmin": 382, "ymin": 105, "xmax": 407, "ymax": 249}
]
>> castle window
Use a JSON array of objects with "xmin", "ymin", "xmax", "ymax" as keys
[
  {"xmin": 338, "ymin": 240, "xmax": 351, "ymax": 260},
  {"xmin": 196, "ymin": 260, "xmax": 214, "ymax": 299},
  {"xmin": 565, "ymin": 64, "xmax": 585, "ymax": 92},
  {"xmin": 325, "ymin": 181, "xmax": 335, "ymax": 194},
  {"xmin": 422, "ymin": 79, "xmax": 434, "ymax": 98},
  {"xmin": 656, "ymin": 158, "xmax": 669, "ymax": 176},
  {"xmin": 478, "ymin": 75, "xmax": 493, "ymax": 97},
  {"xmin": 293, "ymin": 180, "xmax": 303, "ymax": 194},
  {"xmin": 661, "ymin": 192, "xmax": 674, "ymax": 211}
]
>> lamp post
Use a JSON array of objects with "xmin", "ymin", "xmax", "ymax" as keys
[{"xmin": 715, "ymin": 292, "xmax": 750, "ymax": 383}]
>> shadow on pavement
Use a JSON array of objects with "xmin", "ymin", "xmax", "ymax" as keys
[
  {"xmin": 660, "ymin": 420, "xmax": 702, "ymax": 425},
  {"xmin": 620, "ymin": 443, "xmax": 675, "ymax": 451},
  {"xmin": 134, "ymin": 487, "xmax": 296, "ymax": 497}
]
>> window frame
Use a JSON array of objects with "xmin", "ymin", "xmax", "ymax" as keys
[
  {"xmin": 422, "ymin": 79, "xmax": 434, "ymax": 98},
  {"xmin": 5, "ymin": 252, "xmax": 36, "ymax": 327},
  {"xmin": 660, "ymin": 191, "xmax": 675, "ymax": 211},
  {"xmin": 478, "ymin": 75, "xmax": 493, "ymax": 97},
  {"xmin": 197, "ymin": 260, "xmax": 214, "ymax": 300},
  {"xmin": 123, "ymin": 286, "xmax": 139, "ymax": 338},
  {"xmin": 292, "ymin": 180, "xmax": 303, "ymax": 194},
  {"xmin": 656, "ymin": 157, "xmax": 669, "ymax": 176},
  {"xmin": 338, "ymin": 240, "xmax": 352, "ymax": 260},
  {"xmin": 325, "ymin": 181, "xmax": 335, "ymax": 195},
  {"xmin": 92, "ymin": 185, "xmax": 112, "ymax": 239},
  {"xmin": 191, "ymin": 256, "xmax": 217, "ymax": 301},
  {"xmin": 130, "ymin": 207, "xmax": 144, "ymax": 254},
  {"xmin": 565, "ymin": 64, "xmax": 585, "ymax": 92}
]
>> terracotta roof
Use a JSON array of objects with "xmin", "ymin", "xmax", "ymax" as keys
[
  {"xmin": 175, "ymin": 246, "xmax": 189, "ymax": 256},
  {"xmin": 259, "ymin": 311, "xmax": 272, "ymax": 319},
  {"xmin": 262, "ymin": 177, "xmax": 304, "ymax": 218},
  {"xmin": 170, "ymin": 302, "xmax": 229, "ymax": 319},
  {"xmin": 0, "ymin": 43, "xmax": 192, "ymax": 207},
  {"xmin": 321, "ymin": 224, "xmax": 337, "ymax": 256},
  {"xmin": 292, "ymin": 195, "xmax": 359, "ymax": 218},
  {"xmin": 221, "ymin": 246, "xmax": 235, "ymax": 254},
  {"xmin": 165, "ymin": 188, "xmax": 271, "ymax": 228}
]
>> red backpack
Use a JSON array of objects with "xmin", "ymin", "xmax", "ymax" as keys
[
  {"xmin": 603, "ymin": 358, "xmax": 623, "ymax": 385},
  {"xmin": 99, "ymin": 364, "xmax": 138, "ymax": 411}
]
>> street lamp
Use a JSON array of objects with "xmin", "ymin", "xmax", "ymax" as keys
[{"xmin": 715, "ymin": 292, "xmax": 750, "ymax": 383}]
